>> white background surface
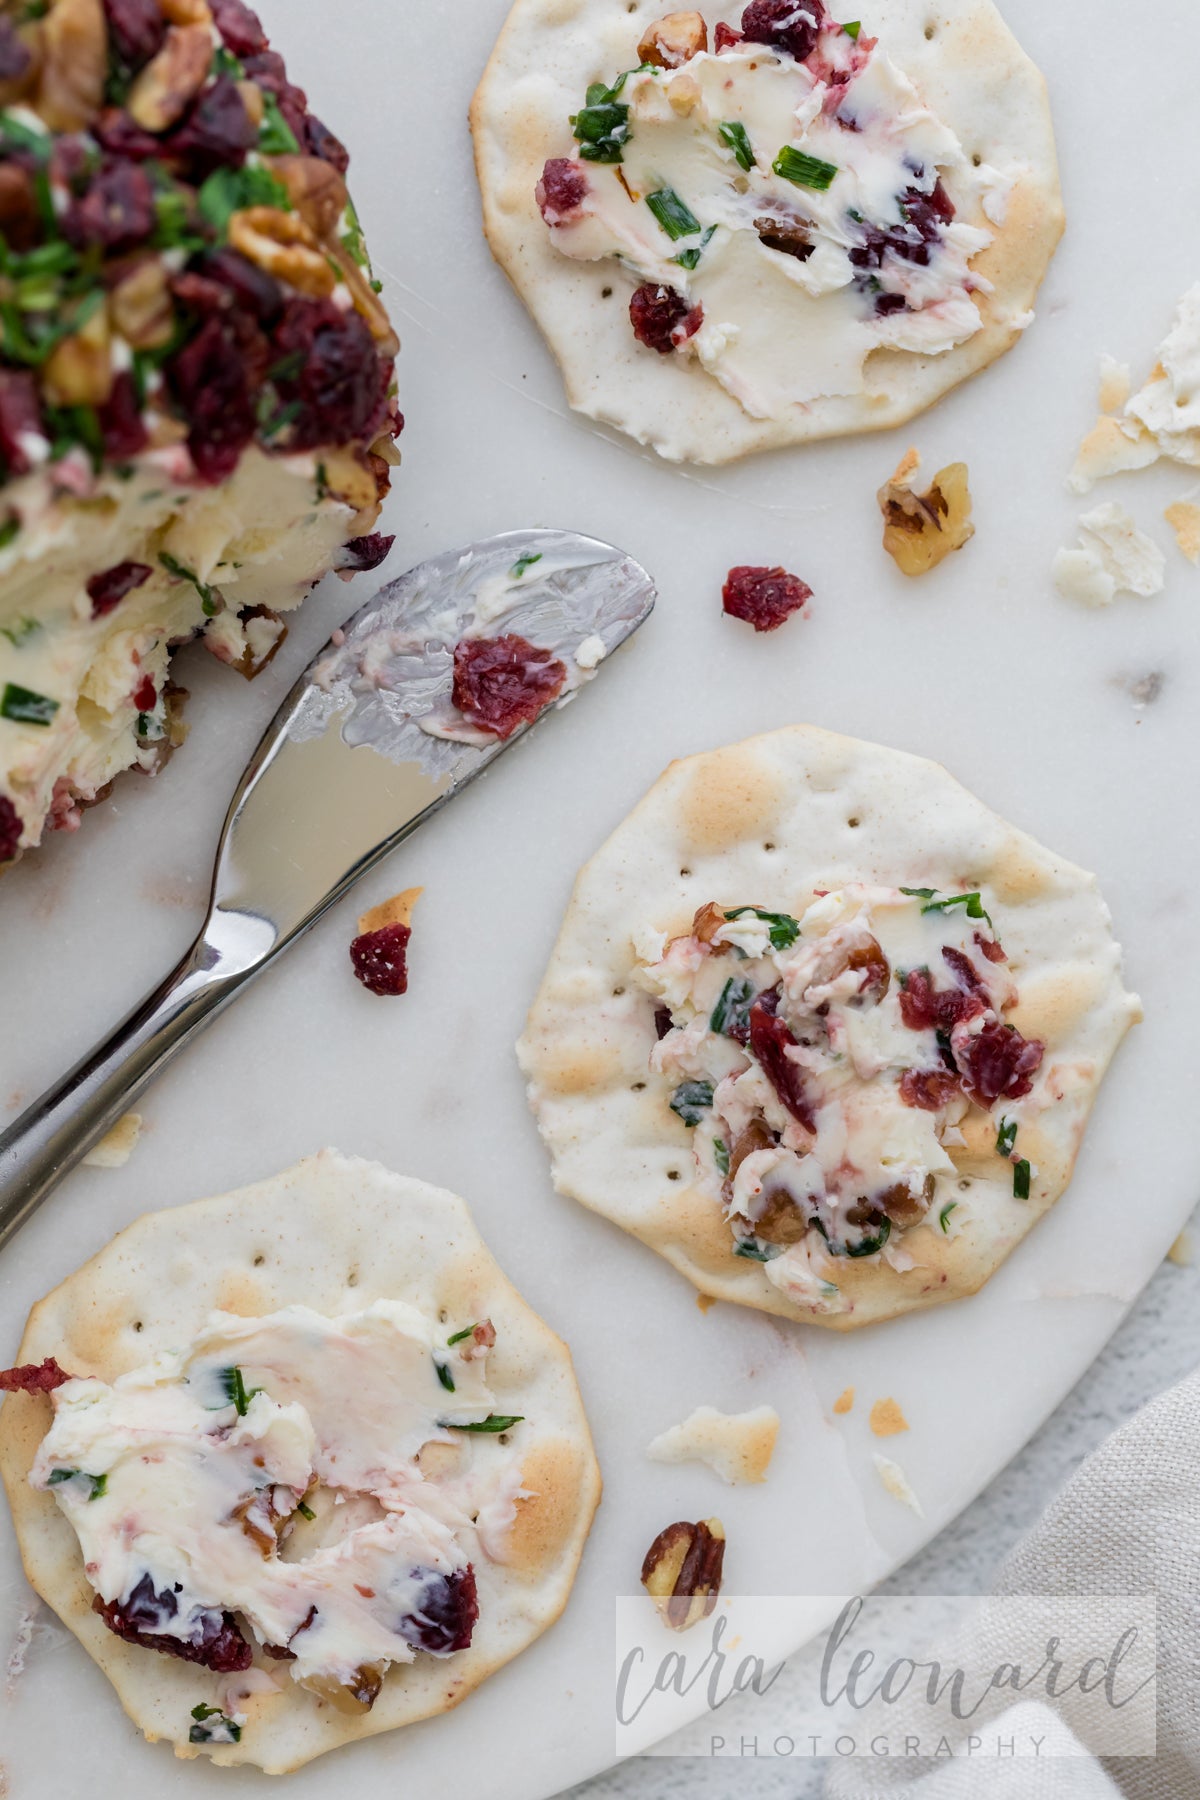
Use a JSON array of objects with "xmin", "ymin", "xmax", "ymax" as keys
[{"xmin": 2, "ymin": 0, "xmax": 1200, "ymax": 1796}]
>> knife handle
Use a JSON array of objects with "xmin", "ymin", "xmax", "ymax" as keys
[{"xmin": 0, "ymin": 908, "xmax": 276, "ymax": 1253}]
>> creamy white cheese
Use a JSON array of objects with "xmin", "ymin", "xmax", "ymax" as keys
[
  {"xmin": 31, "ymin": 1302, "xmax": 524, "ymax": 1700},
  {"xmin": 544, "ymin": 22, "xmax": 1002, "ymax": 417}
]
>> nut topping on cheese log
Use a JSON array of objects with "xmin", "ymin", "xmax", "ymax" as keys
[{"xmin": 0, "ymin": 0, "xmax": 402, "ymax": 864}]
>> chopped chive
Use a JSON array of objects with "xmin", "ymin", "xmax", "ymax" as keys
[
  {"xmin": 724, "ymin": 906, "xmax": 800, "ymax": 950},
  {"xmin": 1, "ymin": 682, "xmax": 58, "ymax": 726},
  {"xmin": 435, "ymin": 1360, "xmax": 456, "ymax": 1393},
  {"xmin": 87, "ymin": 1472, "xmax": 108, "ymax": 1501},
  {"xmin": 219, "ymin": 1366, "xmax": 261, "ymax": 1416},
  {"xmin": 938, "ymin": 1201, "xmax": 957, "ymax": 1234},
  {"xmin": 258, "ymin": 90, "xmax": 300, "ymax": 155},
  {"xmin": 47, "ymin": 1467, "xmax": 78, "ymax": 1485},
  {"xmin": 446, "ymin": 1323, "xmax": 477, "ymax": 1345},
  {"xmin": 773, "ymin": 145, "xmax": 839, "ymax": 191},
  {"xmin": 442, "ymin": 1414, "xmax": 524, "ymax": 1433},
  {"xmin": 846, "ymin": 1216, "xmax": 891, "ymax": 1258},
  {"xmin": 189, "ymin": 1704, "xmax": 242, "ymax": 1745},
  {"xmin": 843, "ymin": 19, "xmax": 861, "ymax": 37},
  {"xmin": 159, "ymin": 552, "xmax": 218, "ymax": 616},
  {"xmin": 995, "ymin": 1117, "xmax": 1017, "ymax": 1157},
  {"xmin": 713, "ymin": 1138, "xmax": 730, "ymax": 1177},
  {"xmin": 674, "ymin": 225, "xmax": 715, "ymax": 271},
  {"xmin": 0, "ymin": 614, "xmax": 36, "ymax": 647},
  {"xmin": 47, "ymin": 1468, "xmax": 106, "ymax": 1499},
  {"xmin": 296, "ymin": 1499, "xmax": 315, "ymax": 1521},
  {"xmin": 733, "ymin": 1237, "xmax": 780, "ymax": 1262},
  {"xmin": 1013, "ymin": 1159, "xmax": 1031, "ymax": 1201},
  {"xmin": 570, "ymin": 85, "xmax": 630, "ymax": 164},
  {"xmin": 509, "ymin": 551, "xmax": 543, "ymax": 579},
  {"xmin": 645, "ymin": 187, "xmax": 701, "ymax": 241},
  {"xmin": 901, "ymin": 886, "xmax": 994, "ymax": 928},
  {"xmin": 710, "ymin": 974, "xmax": 755, "ymax": 1037},
  {"xmin": 212, "ymin": 44, "xmax": 244, "ymax": 78},
  {"xmin": 669, "ymin": 1080, "xmax": 714, "ymax": 1126},
  {"xmin": 717, "ymin": 119, "xmax": 756, "ymax": 171}
]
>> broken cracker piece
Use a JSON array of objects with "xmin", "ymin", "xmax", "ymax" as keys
[
  {"xmin": 357, "ymin": 886, "xmax": 423, "ymax": 937},
  {"xmin": 82, "ymin": 1113, "xmax": 143, "ymax": 1169},
  {"xmin": 646, "ymin": 1404, "xmax": 779, "ymax": 1485},
  {"xmin": 832, "ymin": 1386, "xmax": 855, "ymax": 1416},
  {"xmin": 878, "ymin": 450, "xmax": 974, "ymax": 577},
  {"xmin": 1053, "ymin": 503, "xmax": 1165, "ymax": 608},
  {"xmin": 869, "ymin": 1397, "xmax": 909, "ymax": 1438},
  {"xmin": 872, "ymin": 1452, "xmax": 923, "ymax": 1517},
  {"xmin": 1165, "ymin": 500, "xmax": 1200, "ymax": 565},
  {"xmin": 1167, "ymin": 1230, "xmax": 1193, "ymax": 1268}
]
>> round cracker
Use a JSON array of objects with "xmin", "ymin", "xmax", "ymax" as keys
[
  {"xmin": 470, "ymin": 0, "xmax": 1064, "ymax": 462},
  {"xmin": 0, "ymin": 1150, "xmax": 601, "ymax": 1773},
  {"xmin": 517, "ymin": 726, "xmax": 1139, "ymax": 1328}
]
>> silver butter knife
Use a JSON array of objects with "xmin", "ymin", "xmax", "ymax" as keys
[{"xmin": 0, "ymin": 528, "xmax": 655, "ymax": 1248}]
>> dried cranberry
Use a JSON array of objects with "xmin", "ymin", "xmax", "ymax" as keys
[
  {"xmin": 132, "ymin": 674, "xmax": 156, "ymax": 712},
  {"xmin": 0, "ymin": 163, "xmax": 39, "ymax": 251},
  {"xmin": 451, "ymin": 634, "xmax": 567, "ymax": 740},
  {"xmin": 91, "ymin": 107, "xmax": 161, "ymax": 160},
  {"xmin": 102, "ymin": 0, "xmax": 164, "ymax": 66},
  {"xmin": 629, "ymin": 283, "xmax": 703, "ymax": 354},
  {"xmin": 941, "ymin": 945, "xmax": 984, "ymax": 993},
  {"xmin": 87, "ymin": 561, "xmax": 151, "ymax": 616},
  {"xmin": 94, "ymin": 1575, "xmax": 252, "ymax": 1673},
  {"xmin": 65, "ymin": 160, "xmax": 155, "ymax": 254},
  {"xmin": 898, "ymin": 967, "xmax": 985, "ymax": 1036},
  {"xmin": 898, "ymin": 1067, "xmax": 959, "ymax": 1112},
  {"xmin": 270, "ymin": 298, "xmax": 388, "ymax": 450},
  {"xmin": 337, "ymin": 533, "xmax": 394, "ymax": 572},
  {"xmin": 168, "ymin": 311, "xmax": 265, "ymax": 483},
  {"xmin": 0, "ymin": 1358, "xmax": 73, "ymax": 1393},
  {"xmin": 748, "ymin": 989, "xmax": 816, "ymax": 1130},
  {"xmin": 722, "ymin": 565, "xmax": 811, "ymax": 633},
  {"xmin": 874, "ymin": 292, "xmax": 908, "ymax": 317},
  {"xmin": 0, "ymin": 370, "xmax": 44, "ymax": 478},
  {"xmin": 974, "ymin": 931, "xmax": 1006, "ymax": 965},
  {"xmin": 194, "ymin": 248, "xmax": 283, "ymax": 321},
  {"xmin": 740, "ymin": 0, "xmax": 826, "ymax": 60},
  {"xmin": 850, "ymin": 180, "xmax": 956, "ymax": 310},
  {"xmin": 0, "ymin": 795, "xmax": 21, "ymax": 864},
  {"xmin": 654, "ymin": 1005, "xmax": 673, "ymax": 1040},
  {"xmin": 399, "ymin": 1566, "xmax": 478, "ymax": 1656},
  {"xmin": 168, "ymin": 75, "xmax": 257, "ymax": 176},
  {"xmin": 958, "ymin": 1022, "xmax": 1044, "ymax": 1107},
  {"xmin": 98, "ymin": 371, "xmax": 148, "ymax": 461},
  {"xmin": 210, "ymin": 0, "xmax": 267, "ymax": 55},
  {"xmin": 536, "ymin": 157, "xmax": 588, "ymax": 224},
  {"xmin": 350, "ymin": 921, "xmax": 411, "ymax": 996},
  {"xmin": 714, "ymin": 20, "xmax": 743, "ymax": 47},
  {"xmin": 305, "ymin": 114, "xmax": 349, "ymax": 174},
  {"xmin": 0, "ymin": 18, "xmax": 31, "ymax": 82}
]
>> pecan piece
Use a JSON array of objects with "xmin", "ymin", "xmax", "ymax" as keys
[
  {"xmin": 108, "ymin": 256, "xmax": 176, "ymax": 349},
  {"xmin": 36, "ymin": 0, "xmax": 106, "ymax": 132},
  {"xmin": 721, "ymin": 1117, "xmax": 774, "ymax": 1206},
  {"xmin": 878, "ymin": 449, "xmax": 974, "ymax": 577},
  {"xmin": 42, "ymin": 302, "xmax": 113, "ymax": 407},
  {"xmin": 754, "ymin": 215, "xmax": 814, "ymax": 260},
  {"xmin": 691, "ymin": 900, "xmax": 727, "ymax": 944},
  {"xmin": 738, "ymin": 1189, "xmax": 810, "ymax": 1246},
  {"xmin": 270, "ymin": 152, "xmax": 349, "ymax": 241},
  {"xmin": 641, "ymin": 1518, "xmax": 725, "ymax": 1631},
  {"xmin": 637, "ymin": 9, "xmax": 707, "ymax": 67},
  {"xmin": 877, "ymin": 1172, "xmax": 935, "ymax": 1229},
  {"xmin": 228, "ymin": 205, "xmax": 337, "ymax": 298},
  {"xmin": 127, "ymin": 22, "xmax": 213, "ymax": 133}
]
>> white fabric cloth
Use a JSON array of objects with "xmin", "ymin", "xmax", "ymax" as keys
[{"xmin": 826, "ymin": 1369, "xmax": 1200, "ymax": 1799}]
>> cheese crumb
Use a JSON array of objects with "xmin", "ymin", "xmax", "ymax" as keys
[
  {"xmin": 82, "ymin": 1112, "xmax": 143, "ymax": 1169},
  {"xmin": 574, "ymin": 634, "xmax": 606, "ymax": 671},
  {"xmin": 832, "ymin": 1386, "xmax": 855, "ymax": 1416},
  {"xmin": 1053, "ymin": 504, "xmax": 1166, "ymax": 607},
  {"xmin": 873, "ymin": 1452, "xmax": 924, "ymax": 1517},
  {"xmin": 1165, "ymin": 499, "xmax": 1200, "ymax": 565},
  {"xmin": 1167, "ymin": 1230, "xmax": 1193, "ymax": 1268},
  {"xmin": 646, "ymin": 1404, "xmax": 780, "ymax": 1485},
  {"xmin": 869, "ymin": 1397, "xmax": 909, "ymax": 1437}
]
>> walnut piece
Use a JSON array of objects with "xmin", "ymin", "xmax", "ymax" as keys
[
  {"xmin": 42, "ymin": 302, "xmax": 112, "ymax": 406},
  {"xmin": 271, "ymin": 153, "xmax": 349, "ymax": 241},
  {"xmin": 36, "ymin": 0, "xmax": 106, "ymax": 132},
  {"xmin": 637, "ymin": 10, "xmax": 708, "ymax": 67},
  {"xmin": 878, "ymin": 449, "xmax": 974, "ymax": 577},
  {"xmin": 640, "ymin": 1517, "xmax": 725, "ymax": 1631},
  {"xmin": 228, "ymin": 206, "xmax": 337, "ymax": 298},
  {"xmin": 127, "ymin": 23, "xmax": 213, "ymax": 133},
  {"xmin": 108, "ymin": 257, "xmax": 176, "ymax": 350}
]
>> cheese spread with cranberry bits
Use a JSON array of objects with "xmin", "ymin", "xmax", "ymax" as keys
[
  {"xmin": 0, "ymin": 0, "xmax": 403, "ymax": 866},
  {"xmin": 637, "ymin": 884, "xmax": 1043, "ymax": 1316},
  {"xmin": 538, "ymin": 2, "xmax": 1003, "ymax": 415},
  {"xmin": 30, "ymin": 1302, "xmax": 513, "ymax": 1706}
]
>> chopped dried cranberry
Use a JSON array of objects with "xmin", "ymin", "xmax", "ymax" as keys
[
  {"xmin": 132, "ymin": 674, "xmax": 156, "ymax": 712},
  {"xmin": 898, "ymin": 1067, "xmax": 959, "ymax": 1112},
  {"xmin": 90, "ymin": 107, "xmax": 161, "ymax": 161},
  {"xmin": 874, "ymin": 292, "xmax": 908, "ymax": 317},
  {"xmin": 168, "ymin": 75, "xmax": 257, "ymax": 176},
  {"xmin": 94, "ymin": 1575, "xmax": 252, "ymax": 1673},
  {"xmin": 168, "ymin": 311, "xmax": 266, "ymax": 484},
  {"xmin": 305, "ymin": 114, "xmax": 350, "ymax": 174},
  {"xmin": 337, "ymin": 533, "xmax": 394, "ymax": 572},
  {"xmin": 98, "ymin": 371, "xmax": 148, "ymax": 462},
  {"xmin": 974, "ymin": 931, "xmax": 1006, "ymax": 965},
  {"xmin": 0, "ymin": 18, "xmax": 31, "ymax": 82},
  {"xmin": 0, "ymin": 369, "xmax": 44, "ymax": 478},
  {"xmin": 87, "ymin": 561, "xmax": 152, "ymax": 616},
  {"xmin": 65, "ymin": 160, "xmax": 155, "ymax": 254},
  {"xmin": 713, "ymin": 20, "xmax": 743, "ymax": 47},
  {"xmin": 941, "ymin": 945, "xmax": 984, "ymax": 993},
  {"xmin": 722, "ymin": 565, "xmax": 811, "ymax": 633},
  {"xmin": 451, "ymin": 634, "xmax": 567, "ymax": 740},
  {"xmin": 0, "ymin": 1358, "xmax": 73, "ymax": 1393},
  {"xmin": 629, "ymin": 283, "xmax": 703, "ymax": 354},
  {"xmin": 350, "ymin": 921, "xmax": 411, "ymax": 997},
  {"xmin": 748, "ymin": 989, "xmax": 816, "ymax": 1131},
  {"xmin": 536, "ymin": 157, "xmax": 588, "ymax": 224},
  {"xmin": 399, "ymin": 1566, "xmax": 478, "ymax": 1656},
  {"xmin": 0, "ymin": 795, "xmax": 21, "ymax": 864},
  {"xmin": 102, "ymin": 0, "xmax": 165, "ymax": 66},
  {"xmin": 898, "ymin": 967, "xmax": 985, "ymax": 1036},
  {"xmin": 270, "ymin": 298, "xmax": 388, "ymax": 451},
  {"xmin": 0, "ymin": 163, "xmax": 39, "ymax": 252},
  {"xmin": 958, "ymin": 1022, "xmax": 1044, "ymax": 1107},
  {"xmin": 654, "ymin": 1005, "xmax": 673, "ymax": 1040},
  {"xmin": 850, "ymin": 180, "xmax": 956, "ymax": 308},
  {"xmin": 740, "ymin": 0, "xmax": 826, "ymax": 60},
  {"xmin": 169, "ymin": 269, "xmax": 230, "ymax": 316},
  {"xmin": 194, "ymin": 248, "xmax": 283, "ymax": 321},
  {"xmin": 210, "ymin": 0, "xmax": 267, "ymax": 55}
]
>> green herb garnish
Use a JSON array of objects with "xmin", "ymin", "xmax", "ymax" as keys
[
  {"xmin": 1013, "ymin": 1159, "xmax": 1031, "ymax": 1201},
  {"xmin": 510, "ymin": 551, "xmax": 543, "ymax": 579},
  {"xmin": 197, "ymin": 164, "xmax": 291, "ymax": 236},
  {"xmin": 219, "ymin": 1367, "xmax": 261, "ymax": 1417},
  {"xmin": 47, "ymin": 1468, "xmax": 106, "ymax": 1499},
  {"xmin": 259, "ymin": 91, "xmax": 300, "ymax": 155},
  {"xmin": 1, "ymin": 682, "xmax": 57, "ymax": 726},
  {"xmin": 710, "ymin": 974, "xmax": 755, "ymax": 1037},
  {"xmin": 442, "ymin": 1414, "xmax": 524, "ymax": 1433},
  {"xmin": 295, "ymin": 1499, "xmax": 316, "ymax": 1521},
  {"xmin": 213, "ymin": 45, "xmax": 245, "ymax": 79},
  {"xmin": 938, "ymin": 1201, "xmax": 957, "ymax": 1234},
  {"xmin": 435, "ymin": 1360, "xmax": 456, "ymax": 1393},
  {"xmin": 669, "ymin": 1080, "xmax": 714, "ymax": 1126},
  {"xmin": 571, "ymin": 76, "xmax": 633, "ymax": 163},
  {"xmin": 995, "ymin": 1117, "xmax": 1017, "ymax": 1157},
  {"xmin": 446, "ymin": 1323, "xmax": 477, "ymax": 1346},
  {"xmin": 645, "ymin": 187, "xmax": 701, "ymax": 241},
  {"xmin": 159, "ymin": 552, "xmax": 218, "ymax": 616},
  {"xmin": 773, "ymin": 145, "xmax": 839, "ymax": 191},
  {"xmin": 843, "ymin": 20, "xmax": 861, "ymax": 37},
  {"xmin": 733, "ymin": 1238, "xmax": 781, "ymax": 1263},
  {"xmin": 713, "ymin": 1138, "xmax": 730, "ymax": 1177},
  {"xmin": 717, "ymin": 120, "xmax": 756, "ymax": 171},
  {"xmin": 674, "ymin": 225, "xmax": 715, "ymax": 270},
  {"xmin": 0, "ymin": 615, "xmax": 37, "ymax": 646},
  {"xmin": 724, "ymin": 906, "xmax": 800, "ymax": 951},
  {"xmin": 846, "ymin": 1216, "xmax": 891, "ymax": 1258},
  {"xmin": 190, "ymin": 1704, "xmax": 242, "ymax": 1745},
  {"xmin": 901, "ymin": 887, "xmax": 994, "ymax": 928}
]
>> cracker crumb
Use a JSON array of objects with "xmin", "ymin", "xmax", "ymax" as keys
[
  {"xmin": 82, "ymin": 1111, "xmax": 143, "ymax": 1169},
  {"xmin": 1167, "ymin": 1230, "xmax": 1193, "ymax": 1267},
  {"xmin": 1053, "ymin": 504, "xmax": 1165, "ymax": 608},
  {"xmin": 1165, "ymin": 499, "xmax": 1200, "ymax": 565},
  {"xmin": 873, "ymin": 1452, "xmax": 924, "ymax": 1517},
  {"xmin": 869, "ymin": 1397, "xmax": 909, "ymax": 1437},
  {"xmin": 646, "ymin": 1404, "xmax": 780, "ymax": 1485},
  {"xmin": 357, "ymin": 886, "xmax": 423, "ymax": 936},
  {"xmin": 832, "ymin": 1386, "xmax": 855, "ymax": 1415},
  {"xmin": 1069, "ymin": 289, "xmax": 1200, "ymax": 492},
  {"xmin": 696, "ymin": 1293, "xmax": 717, "ymax": 1314}
]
